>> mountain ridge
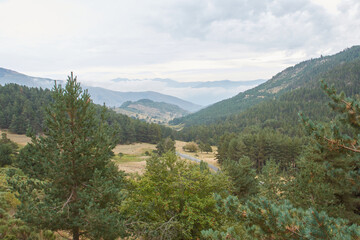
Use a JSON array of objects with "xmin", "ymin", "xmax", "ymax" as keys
[{"xmin": 115, "ymin": 99, "xmax": 189, "ymax": 124}]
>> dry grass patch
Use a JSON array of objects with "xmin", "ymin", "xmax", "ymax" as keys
[
  {"xmin": 0, "ymin": 129, "xmax": 31, "ymax": 146},
  {"xmin": 113, "ymin": 143, "xmax": 156, "ymax": 155},
  {"xmin": 117, "ymin": 161, "xmax": 147, "ymax": 174},
  {"xmin": 113, "ymin": 143, "xmax": 156, "ymax": 174}
]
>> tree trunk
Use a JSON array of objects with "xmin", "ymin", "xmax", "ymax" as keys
[{"xmin": 73, "ymin": 226, "xmax": 80, "ymax": 240}]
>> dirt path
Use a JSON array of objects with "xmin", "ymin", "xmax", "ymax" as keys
[
  {"xmin": 175, "ymin": 141, "xmax": 220, "ymax": 169},
  {"xmin": 176, "ymin": 152, "xmax": 219, "ymax": 172}
]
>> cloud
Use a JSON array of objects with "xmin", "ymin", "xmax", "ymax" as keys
[
  {"xmin": 0, "ymin": 0, "xmax": 359, "ymax": 84},
  {"xmin": 147, "ymin": 0, "xmax": 334, "ymax": 51}
]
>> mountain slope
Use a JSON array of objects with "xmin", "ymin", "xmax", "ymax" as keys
[
  {"xmin": 176, "ymin": 49, "xmax": 360, "ymax": 144},
  {"xmin": 0, "ymin": 68, "xmax": 202, "ymax": 112},
  {"xmin": 0, "ymin": 68, "xmax": 57, "ymax": 89},
  {"xmin": 172, "ymin": 46, "xmax": 360, "ymax": 126},
  {"xmin": 115, "ymin": 99, "xmax": 189, "ymax": 124}
]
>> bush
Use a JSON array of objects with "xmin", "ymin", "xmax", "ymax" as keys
[{"xmin": 182, "ymin": 142, "xmax": 198, "ymax": 152}]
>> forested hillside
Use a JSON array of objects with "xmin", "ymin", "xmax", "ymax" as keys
[
  {"xmin": 172, "ymin": 45, "xmax": 360, "ymax": 127},
  {"xmin": 176, "ymin": 48, "xmax": 360, "ymax": 144},
  {"xmin": 0, "ymin": 83, "xmax": 174, "ymax": 144}
]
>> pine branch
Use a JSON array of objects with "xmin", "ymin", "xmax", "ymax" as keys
[
  {"xmin": 60, "ymin": 188, "xmax": 75, "ymax": 212},
  {"xmin": 322, "ymin": 136, "xmax": 360, "ymax": 153}
]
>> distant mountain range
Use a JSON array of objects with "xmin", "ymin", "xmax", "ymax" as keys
[
  {"xmin": 109, "ymin": 78, "xmax": 266, "ymax": 106},
  {"xmin": 112, "ymin": 77, "xmax": 265, "ymax": 88},
  {"xmin": 85, "ymin": 86, "xmax": 201, "ymax": 112},
  {"xmin": 0, "ymin": 68, "xmax": 202, "ymax": 112}
]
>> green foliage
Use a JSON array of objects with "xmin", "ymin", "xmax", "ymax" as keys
[
  {"xmin": 123, "ymin": 152, "xmax": 230, "ymax": 239},
  {"xmin": 12, "ymin": 74, "xmax": 128, "ymax": 240},
  {"xmin": 0, "ymin": 84, "xmax": 52, "ymax": 134},
  {"xmin": 217, "ymin": 128, "xmax": 303, "ymax": 171},
  {"xmin": 300, "ymin": 80, "xmax": 360, "ymax": 153},
  {"xmin": 203, "ymin": 196, "xmax": 360, "ymax": 239},
  {"xmin": 203, "ymin": 77, "xmax": 360, "ymax": 239},
  {"xmin": 222, "ymin": 156, "xmax": 258, "ymax": 202},
  {"xmin": 182, "ymin": 142, "xmax": 198, "ymax": 153},
  {"xmin": 297, "ymin": 81, "xmax": 360, "ymax": 223},
  {"xmin": 258, "ymin": 159, "xmax": 285, "ymax": 203},
  {"xmin": 0, "ymin": 133, "xmax": 18, "ymax": 167},
  {"xmin": 199, "ymin": 141, "xmax": 212, "ymax": 153},
  {"xmin": 0, "ymin": 167, "xmax": 56, "ymax": 240},
  {"xmin": 285, "ymin": 144, "xmax": 355, "ymax": 221},
  {"xmin": 156, "ymin": 137, "xmax": 176, "ymax": 156}
]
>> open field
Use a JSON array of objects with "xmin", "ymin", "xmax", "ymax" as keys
[
  {"xmin": 113, "ymin": 143, "xmax": 156, "ymax": 174},
  {"xmin": 0, "ymin": 129, "xmax": 31, "ymax": 146},
  {"xmin": 113, "ymin": 142, "xmax": 156, "ymax": 155},
  {"xmin": 0, "ymin": 129, "xmax": 217, "ymax": 174},
  {"xmin": 175, "ymin": 140, "xmax": 220, "ymax": 168}
]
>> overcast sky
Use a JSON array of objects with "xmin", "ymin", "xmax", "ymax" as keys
[{"xmin": 0, "ymin": 0, "xmax": 359, "ymax": 85}]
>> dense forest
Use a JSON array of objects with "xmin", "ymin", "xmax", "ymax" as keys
[{"xmin": 0, "ymin": 83, "xmax": 174, "ymax": 144}]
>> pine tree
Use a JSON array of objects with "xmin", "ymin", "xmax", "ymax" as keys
[
  {"xmin": 258, "ymin": 159, "xmax": 284, "ymax": 203},
  {"xmin": 299, "ymin": 81, "xmax": 360, "ymax": 223},
  {"xmin": 0, "ymin": 133, "xmax": 18, "ymax": 167},
  {"xmin": 202, "ymin": 196, "xmax": 360, "ymax": 239},
  {"xmin": 156, "ymin": 137, "xmax": 175, "ymax": 156},
  {"xmin": 13, "ymin": 73, "xmax": 128, "ymax": 240},
  {"xmin": 285, "ymin": 143, "xmax": 350, "ymax": 220},
  {"xmin": 222, "ymin": 156, "xmax": 258, "ymax": 202},
  {"xmin": 300, "ymin": 80, "xmax": 360, "ymax": 153},
  {"xmin": 203, "ymin": 143, "xmax": 213, "ymax": 153}
]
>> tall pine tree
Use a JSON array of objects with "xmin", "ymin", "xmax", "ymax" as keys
[
  {"xmin": 14, "ymin": 73, "xmax": 128, "ymax": 240},
  {"xmin": 299, "ymin": 81, "xmax": 360, "ymax": 223}
]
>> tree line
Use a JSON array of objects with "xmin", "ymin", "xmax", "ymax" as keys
[{"xmin": 0, "ymin": 83, "xmax": 174, "ymax": 144}]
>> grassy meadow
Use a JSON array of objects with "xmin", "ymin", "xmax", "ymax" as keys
[{"xmin": 0, "ymin": 129, "xmax": 219, "ymax": 174}]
